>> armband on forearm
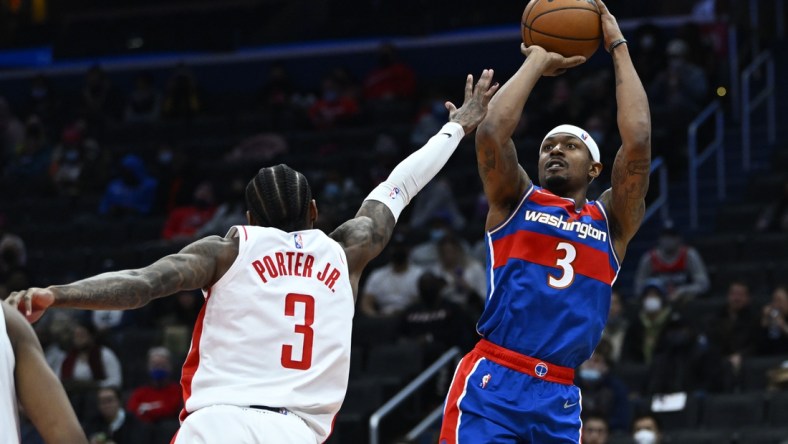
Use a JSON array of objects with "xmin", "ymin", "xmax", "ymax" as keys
[{"xmin": 364, "ymin": 122, "xmax": 464, "ymax": 221}]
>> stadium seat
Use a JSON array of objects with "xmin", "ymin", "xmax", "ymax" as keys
[
  {"xmin": 741, "ymin": 356, "xmax": 788, "ymax": 391},
  {"xmin": 651, "ymin": 393, "xmax": 700, "ymax": 430},
  {"xmin": 616, "ymin": 362, "xmax": 649, "ymax": 396},
  {"xmin": 351, "ymin": 314, "xmax": 401, "ymax": 347},
  {"xmin": 741, "ymin": 233, "xmax": 788, "ymax": 264},
  {"xmin": 767, "ymin": 391, "xmax": 788, "ymax": 427},
  {"xmin": 732, "ymin": 428, "xmax": 788, "ymax": 444},
  {"xmin": 365, "ymin": 341, "xmax": 424, "ymax": 383},
  {"xmin": 666, "ymin": 428, "xmax": 732, "ymax": 444},
  {"xmin": 692, "ymin": 234, "xmax": 743, "ymax": 264},
  {"xmin": 700, "ymin": 392, "xmax": 766, "ymax": 428}
]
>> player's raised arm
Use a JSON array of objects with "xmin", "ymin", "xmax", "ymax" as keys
[
  {"xmin": 330, "ymin": 70, "xmax": 498, "ymax": 292},
  {"xmin": 4, "ymin": 301, "xmax": 88, "ymax": 444},
  {"xmin": 594, "ymin": 0, "xmax": 652, "ymax": 259},
  {"xmin": 6, "ymin": 235, "xmax": 238, "ymax": 322},
  {"xmin": 475, "ymin": 45, "xmax": 585, "ymax": 229}
]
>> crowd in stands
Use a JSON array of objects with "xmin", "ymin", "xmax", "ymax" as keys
[{"xmin": 0, "ymin": 14, "xmax": 785, "ymax": 443}]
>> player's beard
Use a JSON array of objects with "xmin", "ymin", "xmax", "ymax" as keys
[{"xmin": 545, "ymin": 174, "xmax": 571, "ymax": 194}]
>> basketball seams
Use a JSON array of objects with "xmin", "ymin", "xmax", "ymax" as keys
[
  {"xmin": 521, "ymin": 24, "xmax": 600, "ymax": 42},
  {"xmin": 521, "ymin": 0, "xmax": 542, "ymax": 47},
  {"xmin": 529, "ymin": 7, "xmax": 601, "ymax": 40}
]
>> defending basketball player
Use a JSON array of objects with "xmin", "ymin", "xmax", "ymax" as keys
[
  {"xmin": 1, "ymin": 301, "xmax": 88, "ymax": 444},
  {"xmin": 7, "ymin": 69, "xmax": 498, "ymax": 444},
  {"xmin": 439, "ymin": 1, "xmax": 649, "ymax": 442}
]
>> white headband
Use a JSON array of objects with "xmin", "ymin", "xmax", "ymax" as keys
[{"xmin": 541, "ymin": 124, "xmax": 600, "ymax": 162}]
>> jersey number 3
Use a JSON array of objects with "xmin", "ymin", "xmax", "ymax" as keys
[
  {"xmin": 548, "ymin": 242, "xmax": 576, "ymax": 289},
  {"xmin": 281, "ymin": 293, "xmax": 315, "ymax": 370}
]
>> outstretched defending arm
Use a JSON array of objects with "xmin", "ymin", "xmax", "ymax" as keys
[
  {"xmin": 595, "ymin": 0, "xmax": 652, "ymax": 260},
  {"xmin": 7, "ymin": 235, "xmax": 238, "ymax": 322},
  {"xmin": 331, "ymin": 70, "xmax": 499, "ymax": 296},
  {"xmin": 4, "ymin": 301, "xmax": 88, "ymax": 444},
  {"xmin": 475, "ymin": 45, "xmax": 585, "ymax": 229}
]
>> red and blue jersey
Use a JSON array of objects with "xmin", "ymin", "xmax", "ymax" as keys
[{"xmin": 477, "ymin": 184, "xmax": 620, "ymax": 368}]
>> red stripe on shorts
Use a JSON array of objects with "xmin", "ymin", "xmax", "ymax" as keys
[
  {"xmin": 439, "ymin": 352, "xmax": 483, "ymax": 444},
  {"xmin": 178, "ymin": 289, "xmax": 211, "ymax": 422}
]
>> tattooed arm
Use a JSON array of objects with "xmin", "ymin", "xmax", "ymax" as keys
[
  {"xmin": 595, "ymin": 0, "xmax": 651, "ymax": 260},
  {"xmin": 6, "ymin": 235, "xmax": 238, "ymax": 322},
  {"xmin": 475, "ymin": 45, "xmax": 585, "ymax": 229}
]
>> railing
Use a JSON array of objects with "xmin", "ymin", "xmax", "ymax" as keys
[
  {"xmin": 369, "ymin": 347, "xmax": 461, "ymax": 444},
  {"xmin": 643, "ymin": 156, "xmax": 669, "ymax": 223},
  {"xmin": 687, "ymin": 101, "xmax": 725, "ymax": 230},
  {"xmin": 741, "ymin": 51, "xmax": 776, "ymax": 171}
]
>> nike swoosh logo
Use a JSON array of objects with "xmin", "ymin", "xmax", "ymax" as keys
[
  {"xmin": 441, "ymin": 132, "xmax": 452, "ymax": 138},
  {"xmin": 564, "ymin": 400, "xmax": 578, "ymax": 409}
]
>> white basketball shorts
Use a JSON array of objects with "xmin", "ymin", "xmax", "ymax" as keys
[{"xmin": 173, "ymin": 404, "xmax": 317, "ymax": 444}]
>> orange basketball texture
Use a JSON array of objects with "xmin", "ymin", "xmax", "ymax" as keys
[{"xmin": 522, "ymin": 0, "xmax": 602, "ymax": 59}]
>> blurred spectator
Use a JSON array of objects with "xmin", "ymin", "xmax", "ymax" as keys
[
  {"xmin": 633, "ymin": 222, "xmax": 709, "ymax": 303},
  {"xmin": 0, "ymin": 97, "xmax": 24, "ymax": 166},
  {"xmin": 430, "ymin": 235, "xmax": 486, "ymax": 314},
  {"xmin": 85, "ymin": 386, "xmax": 149, "ymax": 444},
  {"xmin": 27, "ymin": 74, "xmax": 59, "ymax": 125},
  {"xmin": 705, "ymin": 280, "xmax": 761, "ymax": 375},
  {"xmin": 360, "ymin": 233, "xmax": 423, "ymax": 317},
  {"xmin": 758, "ymin": 285, "xmax": 788, "ymax": 355},
  {"xmin": 410, "ymin": 89, "xmax": 450, "ymax": 146},
  {"xmin": 194, "ymin": 176, "xmax": 247, "ymax": 237},
  {"xmin": 645, "ymin": 312, "xmax": 730, "ymax": 395},
  {"xmin": 631, "ymin": 24, "xmax": 667, "ymax": 87},
  {"xmin": 48, "ymin": 121, "xmax": 85, "ymax": 196},
  {"xmin": 57, "ymin": 320, "xmax": 122, "ymax": 391},
  {"xmin": 223, "ymin": 132, "xmax": 289, "ymax": 167},
  {"xmin": 408, "ymin": 178, "xmax": 466, "ymax": 233},
  {"xmin": 647, "ymin": 38, "xmax": 710, "ymax": 171},
  {"xmin": 363, "ymin": 43, "xmax": 416, "ymax": 101},
  {"xmin": 755, "ymin": 179, "xmax": 788, "ymax": 232},
  {"xmin": 81, "ymin": 65, "xmax": 116, "ymax": 128},
  {"xmin": 581, "ymin": 414, "xmax": 609, "ymax": 444},
  {"xmin": 161, "ymin": 180, "xmax": 217, "ymax": 241},
  {"xmin": 307, "ymin": 72, "xmax": 360, "ymax": 129},
  {"xmin": 575, "ymin": 341, "xmax": 630, "ymax": 432},
  {"xmin": 400, "ymin": 271, "xmax": 475, "ymax": 359},
  {"xmin": 98, "ymin": 154, "xmax": 158, "ymax": 217},
  {"xmin": 258, "ymin": 63, "xmax": 307, "ymax": 130},
  {"xmin": 5, "ymin": 115, "xmax": 52, "ymax": 192},
  {"xmin": 125, "ymin": 72, "xmax": 161, "ymax": 123},
  {"xmin": 162, "ymin": 64, "xmax": 201, "ymax": 120},
  {"xmin": 127, "ymin": 347, "xmax": 182, "ymax": 424},
  {"xmin": 0, "ymin": 213, "xmax": 27, "ymax": 275},
  {"xmin": 623, "ymin": 280, "xmax": 672, "ymax": 365},
  {"xmin": 314, "ymin": 168, "xmax": 362, "ymax": 231},
  {"xmin": 410, "ymin": 215, "xmax": 469, "ymax": 267},
  {"xmin": 632, "ymin": 414, "xmax": 663, "ymax": 444},
  {"xmin": 602, "ymin": 289, "xmax": 629, "ymax": 363}
]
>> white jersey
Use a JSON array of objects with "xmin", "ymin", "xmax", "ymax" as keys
[
  {"xmin": 0, "ymin": 303, "xmax": 20, "ymax": 444},
  {"xmin": 181, "ymin": 226, "xmax": 354, "ymax": 442}
]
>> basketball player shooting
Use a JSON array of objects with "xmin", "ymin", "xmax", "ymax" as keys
[
  {"xmin": 440, "ymin": 1, "xmax": 650, "ymax": 442},
  {"xmin": 7, "ymin": 69, "xmax": 498, "ymax": 444}
]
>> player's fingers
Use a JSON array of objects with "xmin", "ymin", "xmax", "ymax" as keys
[
  {"xmin": 463, "ymin": 74, "xmax": 474, "ymax": 102},
  {"xmin": 593, "ymin": 0, "xmax": 609, "ymax": 14},
  {"xmin": 22, "ymin": 290, "xmax": 33, "ymax": 316},
  {"xmin": 444, "ymin": 101, "xmax": 457, "ymax": 114},
  {"xmin": 482, "ymin": 83, "xmax": 500, "ymax": 104},
  {"xmin": 475, "ymin": 69, "xmax": 493, "ymax": 93},
  {"xmin": 562, "ymin": 55, "xmax": 587, "ymax": 68}
]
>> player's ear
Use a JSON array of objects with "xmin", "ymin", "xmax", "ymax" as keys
[
  {"xmin": 309, "ymin": 200, "xmax": 318, "ymax": 226},
  {"xmin": 588, "ymin": 161, "xmax": 603, "ymax": 183}
]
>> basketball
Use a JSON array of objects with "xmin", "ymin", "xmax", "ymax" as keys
[{"xmin": 522, "ymin": 0, "xmax": 602, "ymax": 59}]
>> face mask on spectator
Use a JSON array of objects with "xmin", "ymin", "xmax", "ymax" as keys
[
  {"xmin": 633, "ymin": 429, "xmax": 657, "ymax": 444},
  {"xmin": 150, "ymin": 369, "xmax": 170, "ymax": 382},
  {"xmin": 643, "ymin": 296, "xmax": 662, "ymax": 313},
  {"xmin": 579, "ymin": 368, "xmax": 602, "ymax": 382}
]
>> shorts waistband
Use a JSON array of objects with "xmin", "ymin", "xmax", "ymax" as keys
[
  {"xmin": 249, "ymin": 405, "xmax": 289, "ymax": 415},
  {"xmin": 474, "ymin": 339, "xmax": 575, "ymax": 385}
]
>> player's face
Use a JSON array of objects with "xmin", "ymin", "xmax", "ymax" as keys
[{"xmin": 537, "ymin": 134, "xmax": 596, "ymax": 194}]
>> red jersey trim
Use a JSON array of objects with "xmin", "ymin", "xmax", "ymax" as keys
[{"xmin": 178, "ymin": 289, "xmax": 211, "ymax": 423}]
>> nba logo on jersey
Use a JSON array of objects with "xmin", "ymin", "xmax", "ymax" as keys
[
  {"xmin": 293, "ymin": 233, "xmax": 304, "ymax": 249},
  {"xmin": 389, "ymin": 187, "xmax": 401, "ymax": 199},
  {"xmin": 534, "ymin": 362, "xmax": 548, "ymax": 378}
]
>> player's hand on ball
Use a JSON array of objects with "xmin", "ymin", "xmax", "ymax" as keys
[
  {"xmin": 6, "ymin": 287, "xmax": 55, "ymax": 323},
  {"xmin": 446, "ymin": 69, "xmax": 500, "ymax": 135},
  {"xmin": 593, "ymin": 0, "xmax": 625, "ymax": 51},
  {"xmin": 522, "ymin": 44, "xmax": 586, "ymax": 77}
]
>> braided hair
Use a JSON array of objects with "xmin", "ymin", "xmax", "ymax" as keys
[{"xmin": 245, "ymin": 164, "xmax": 313, "ymax": 232}]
